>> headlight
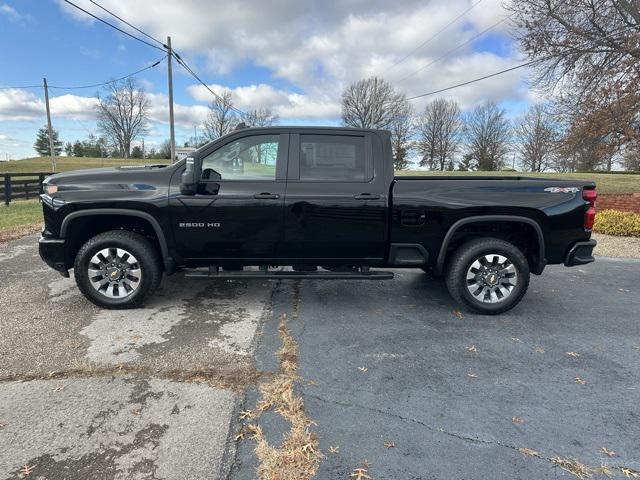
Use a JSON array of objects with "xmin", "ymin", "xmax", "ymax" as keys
[{"xmin": 44, "ymin": 184, "xmax": 58, "ymax": 195}]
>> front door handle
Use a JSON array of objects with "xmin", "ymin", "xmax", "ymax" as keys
[
  {"xmin": 253, "ymin": 192, "xmax": 280, "ymax": 199},
  {"xmin": 354, "ymin": 193, "xmax": 381, "ymax": 200}
]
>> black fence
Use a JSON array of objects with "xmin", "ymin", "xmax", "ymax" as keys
[{"xmin": 1, "ymin": 173, "xmax": 51, "ymax": 205}]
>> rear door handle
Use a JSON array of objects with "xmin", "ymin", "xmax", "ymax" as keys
[
  {"xmin": 354, "ymin": 193, "xmax": 381, "ymax": 200},
  {"xmin": 253, "ymin": 192, "xmax": 280, "ymax": 199}
]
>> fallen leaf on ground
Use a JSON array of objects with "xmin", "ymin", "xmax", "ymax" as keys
[
  {"xmin": 453, "ymin": 310, "xmax": 464, "ymax": 319},
  {"xmin": 622, "ymin": 467, "xmax": 640, "ymax": 478},
  {"xmin": 511, "ymin": 337, "xmax": 521, "ymax": 342},
  {"xmin": 384, "ymin": 441, "xmax": 395, "ymax": 448},
  {"xmin": 52, "ymin": 384, "xmax": 65, "ymax": 392},
  {"xmin": 131, "ymin": 408, "xmax": 141, "ymax": 416},
  {"xmin": 566, "ymin": 352, "xmax": 581, "ymax": 357},
  {"xmin": 466, "ymin": 373, "xmax": 478, "ymax": 379},
  {"xmin": 601, "ymin": 447, "xmax": 616, "ymax": 457},
  {"xmin": 358, "ymin": 367, "xmax": 368, "ymax": 372},
  {"xmin": 19, "ymin": 465, "xmax": 35, "ymax": 476},
  {"xmin": 234, "ymin": 431, "xmax": 245, "ymax": 441},
  {"xmin": 518, "ymin": 448, "xmax": 539, "ymax": 457},
  {"xmin": 551, "ymin": 456, "xmax": 594, "ymax": 479},
  {"xmin": 0, "ymin": 421, "xmax": 6, "ymax": 428},
  {"xmin": 512, "ymin": 416, "xmax": 525, "ymax": 425},
  {"xmin": 307, "ymin": 380, "xmax": 318, "ymax": 386},
  {"xmin": 239, "ymin": 410, "xmax": 254, "ymax": 420},
  {"xmin": 575, "ymin": 377, "xmax": 587, "ymax": 385},
  {"xmin": 466, "ymin": 345, "xmax": 477, "ymax": 353},
  {"xmin": 534, "ymin": 346, "xmax": 545, "ymax": 353},
  {"xmin": 301, "ymin": 442, "xmax": 317, "ymax": 459},
  {"xmin": 329, "ymin": 446, "xmax": 339, "ymax": 454},
  {"xmin": 350, "ymin": 467, "xmax": 372, "ymax": 479}
]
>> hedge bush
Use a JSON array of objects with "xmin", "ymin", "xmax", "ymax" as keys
[{"xmin": 593, "ymin": 209, "xmax": 640, "ymax": 237}]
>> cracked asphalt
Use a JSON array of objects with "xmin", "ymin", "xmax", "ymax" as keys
[
  {"xmin": 0, "ymin": 234, "xmax": 273, "ymax": 480},
  {"xmin": 1, "ymin": 233, "xmax": 639, "ymax": 479},
  {"xmin": 232, "ymin": 259, "xmax": 640, "ymax": 479}
]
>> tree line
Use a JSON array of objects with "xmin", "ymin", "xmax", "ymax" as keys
[{"xmin": 35, "ymin": 0, "xmax": 639, "ymax": 171}]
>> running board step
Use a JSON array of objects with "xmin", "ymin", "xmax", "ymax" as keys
[{"xmin": 184, "ymin": 269, "xmax": 394, "ymax": 280}]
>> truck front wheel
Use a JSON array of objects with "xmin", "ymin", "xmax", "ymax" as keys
[
  {"xmin": 445, "ymin": 237, "xmax": 530, "ymax": 315},
  {"xmin": 74, "ymin": 230, "xmax": 162, "ymax": 309}
]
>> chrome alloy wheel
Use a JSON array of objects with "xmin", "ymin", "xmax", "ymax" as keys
[
  {"xmin": 88, "ymin": 248, "xmax": 142, "ymax": 299},
  {"xmin": 465, "ymin": 254, "xmax": 518, "ymax": 304}
]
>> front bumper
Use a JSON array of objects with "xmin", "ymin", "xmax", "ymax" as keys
[
  {"xmin": 564, "ymin": 239, "xmax": 597, "ymax": 267},
  {"xmin": 39, "ymin": 237, "xmax": 69, "ymax": 277}
]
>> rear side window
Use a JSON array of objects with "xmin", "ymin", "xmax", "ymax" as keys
[{"xmin": 299, "ymin": 135, "xmax": 368, "ymax": 182}]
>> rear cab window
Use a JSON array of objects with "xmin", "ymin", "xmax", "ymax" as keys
[{"xmin": 295, "ymin": 134, "xmax": 372, "ymax": 182}]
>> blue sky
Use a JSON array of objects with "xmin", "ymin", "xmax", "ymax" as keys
[{"xmin": 0, "ymin": 0, "xmax": 534, "ymax": 159}]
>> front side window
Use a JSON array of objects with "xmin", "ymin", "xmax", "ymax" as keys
[
  {"xmin": 201, "ymin": 134, "xmax": 279, "ymax": 181},
  {"xmin": 299, "ymin": 135, "xmax": 367, "ymax": 182}
]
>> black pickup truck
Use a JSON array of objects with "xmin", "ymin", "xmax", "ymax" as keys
[{"xmin": 39, "ymin": 126, "xmax": 597, "ymax": 314}]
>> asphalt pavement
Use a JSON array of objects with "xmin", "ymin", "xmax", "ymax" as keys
[{"xmin": 1, "ymin": 234, "xmax": 639, "ymax": 479}]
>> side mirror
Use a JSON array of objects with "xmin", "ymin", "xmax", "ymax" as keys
[{"xmin": 180, "ymin": 154, "xmax": 199, "ymax": 195}]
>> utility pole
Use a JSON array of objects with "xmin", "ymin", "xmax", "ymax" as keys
[
  {"xmin": 194, "ymin": 125, "xmax": 197, "ymax": 147},
  {"xmin": 166, "ymin": 36, "xmax": 176, "ymax": 163},
  {"xmin": 43, "ymin": 78, "xmax": 56, "ymax": 172}
]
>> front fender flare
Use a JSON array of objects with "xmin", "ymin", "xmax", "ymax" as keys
[{"xmin": 60, "ymin": 208, "xmax": 176, "ymax": 273}]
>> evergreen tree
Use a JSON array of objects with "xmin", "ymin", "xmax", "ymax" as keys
[
  {"xmin": 457, "ymin": 154, "xmax": 477, "ymax": 171},
  {"xmin": 72, "ymin": 140, "xmax": 84, "ymax": 158},
  {"xmin": 34, "ymin": 126, "xmax": 62, "ymax": 156},
  {"xmin": 131, "ymin": 146, "xmax": 143, "ymax": 158}
]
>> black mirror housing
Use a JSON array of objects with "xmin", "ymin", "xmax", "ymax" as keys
[{"xmin": 180, "ymin": 154, "xmax": 199, "ymax": 195}]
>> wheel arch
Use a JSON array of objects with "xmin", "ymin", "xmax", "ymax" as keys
[
  {"xmin": 435, "ymin": 215, "xmax": 546, "ymax": 276},
  {"xmin": 60, "ymin": 209, "xmax": 174, "ymax": 273}
]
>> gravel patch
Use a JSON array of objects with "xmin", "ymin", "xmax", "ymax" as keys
[{"xmin": 592, "ymin": 233, "xmax": 640, "ymax": 258}]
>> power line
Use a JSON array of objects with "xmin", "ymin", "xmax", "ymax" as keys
[
  {"xmin": 172, "ymin": 51, "xmax": 247, "ymax": 116},
  {"xmin": 406, "ymin": 60, "xmax": 537, "ymax": 100},
  {"xmin": 49, "ymin": 56, "xmax": 166, "ymax": 90},
  {"xmin": 397, "ymin": 15, "xmax": 510, "ymax": 83},
  {"xmin": 1, "ymin": 57, "xmax": 164, "ymax": 92},
  {"xmin": 88, "ymin": 0, "xmax": 165, "ymax": 48},
  {"xmin": 385, "ymin": 0, "xmax": 485, "ymax": 74},
  {"xmin": 60, "ymin": 0, "xmax": 164, "ymax": 51}
]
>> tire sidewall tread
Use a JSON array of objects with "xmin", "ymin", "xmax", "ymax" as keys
[
  {"xmin": 74, "ymin": 230, "xmax": 161, "ymax": 309},
  {"xmin": 445, "ymin": 237, "xmax": 530, "ymax": 315}
]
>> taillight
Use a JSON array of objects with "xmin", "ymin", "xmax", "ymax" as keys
[{"xmin": 583, "ymin": 188, "xmax": 597, "ymax": 230}]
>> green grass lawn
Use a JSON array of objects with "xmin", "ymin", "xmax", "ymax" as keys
[
  {"xmin": 0, "ymin": 156, "xmax": 169, "ymax": 174},
  {"xmin": 0, "ymin": 200, "xmax": 43, "ymax": 240},
  {"xmin": 396, "ymin": 170, "xmax": 640, "ymax": 195}
]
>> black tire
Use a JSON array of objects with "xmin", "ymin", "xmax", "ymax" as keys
[
  {"xmin": 74, "ymin": 230, "xmax": 162, "ymax": 309},
  {"xmin": 445, "ymin": 237, "xmax": 530, "ymax": 315}
]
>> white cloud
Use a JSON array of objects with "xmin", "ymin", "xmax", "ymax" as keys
[{"xmin": 56, "ymin": 0, "xmax": 530, "ymax": 117}]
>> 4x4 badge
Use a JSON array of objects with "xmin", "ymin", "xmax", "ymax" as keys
[{"xmin": 544, "ymin": 187, "xmax": 580, "ymax": 193}]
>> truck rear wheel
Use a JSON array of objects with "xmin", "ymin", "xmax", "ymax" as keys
[
  {"xmin": 445, "ymin": 237, "xmax": 530, "ymax": 315},
  {"xmin": 74, "ymin": 230, "xmax": 162, "ymax": 309}
]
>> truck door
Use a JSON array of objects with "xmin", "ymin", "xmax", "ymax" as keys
[
  {"xmin": 170, "ymin": 131, "xmax": 288, "ymax": 262},
  {"xmin": 282, "ymin": 130, "xmax": 387, "ymax": 262}
]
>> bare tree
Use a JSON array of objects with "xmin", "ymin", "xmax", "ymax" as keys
[
  {"xmin": 516, "ymin": 105, "xmax": 560, "ymax": 172},
  {"xmin": 465, "ymin": 101, "xmax": 511, "ymax": 171},
  {"xmin": 416, "ymin": 99, "xmax": 463, "ymax": 171},
  {"xmin": 342, "ymin": 77, "xmax": 414, "ymax": 170},
  {"xmin": 507, "ymin": 0, "xmax": 640, "ymax": 152},
  {"xmin": 204, "ymin": 90, "xmax": 238, "ymax": 140},
  {"xmin": 242, "ymin": 108, "xmax": 279, "ymax": 127},
  {"xmin": 389, "ymin": 97, "xmax": 414, "ymax": 170},
  {"xmin": 622, "ymin": 144, "xmax": 640, "ymax": 171},
  {"xmin": 96, "ymin": 78, "xmax": 149, "ymax": 158},
  {"xmin": 342, "ymin": 77, "xmax": 406, "ymax": 129}
]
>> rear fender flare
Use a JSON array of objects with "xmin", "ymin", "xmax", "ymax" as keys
[{"xmin": 435, "ymin": 215, "xmax": 546, "ymax": 275}]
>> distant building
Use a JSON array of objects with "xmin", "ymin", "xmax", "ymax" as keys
[{"xmin": 175, "ymin": 147, "xmax": 196, "ymax": 161}]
